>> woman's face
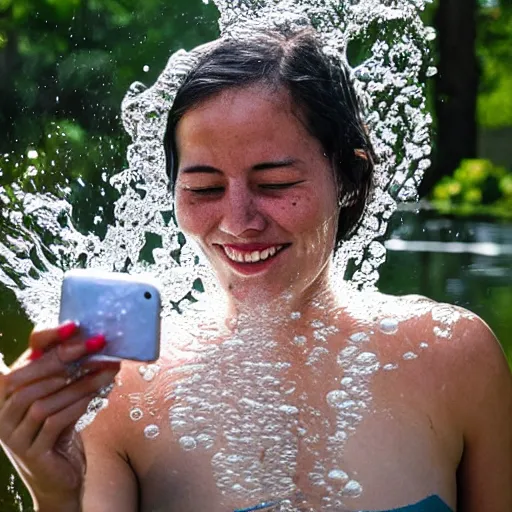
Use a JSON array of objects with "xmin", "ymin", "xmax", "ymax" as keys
[{"xmin": 174, "ymin": 84, "xmax": 339, "ymax": 304}]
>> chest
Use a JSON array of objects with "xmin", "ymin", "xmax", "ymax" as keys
[{"xmin": 120, "ymin": 352, "xmax": 459, "ymax": 511}]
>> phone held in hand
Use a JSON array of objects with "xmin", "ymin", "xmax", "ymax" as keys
[{"xmin": 59, "ymin": 269, "xmax": 161, "ymax": 362}]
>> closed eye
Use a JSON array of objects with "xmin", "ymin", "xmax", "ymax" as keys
[
  {"xmin": 188, "ymin": 187, "xmax": 224, "ymax": 195},
  {"xmin": 260, "ymin": 181, "xmax": 305, "ymax": 190}
]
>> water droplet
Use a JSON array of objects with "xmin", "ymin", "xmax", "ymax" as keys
[
  {"xmin": 379, "ymin": 317, "xmax": 399, "ymax": 334},
  {"xmin": 129, "ymin": 407, "xmax": 143, "ymax": 421},
  {"xmin": 343, "ymin": 479, "xmax": 362, "ymax": 497},
  {"xmin": 179, "ymin": 435, "xmax": 197, "ymax": 451},
  {"xmin": 144, "ymin": 424, "xmax": 160, "ymax": 439},
  {"xmin": 383, "ymin": 363, "xmax": 399, "ymax": 371},
  {"xmin": 349, "ymin": 332, "xmax": 369, "ymax": 343},
  {"xmin": 326, "ymin": 389, "xmax": 349, "ymax": 408},
  {"xmin": 403, "ymin": 351, "xmax": 418, "ymax": 360},
  {"xmin": 143, "ymin": 65, "xmax": 150, "ymax": 72},
  {"xmin": 293, "ymin": 335, "xmax": 307, "ymax": 346},
  {"xmin": 419, "ymin": 342, "xmax": 429, "ymax": 349},
  {"xmin": 290, "ymin": 311, "xmax": 301, "ymax": 320},
  {"xmin": 278, "ymin": 404, "xmax": 299, "ymax": 415},
  {"xmin": 328, "ymin": 469, "xmax": 348, "ymax": 481},
  {"xmin": 426, "ymin": 66, "xmax": 437, "ymax": 77}
]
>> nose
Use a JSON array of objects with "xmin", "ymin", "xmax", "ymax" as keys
[{"xmin": 218, "ymin": 184, "xmax": 267, "ymax": 237}]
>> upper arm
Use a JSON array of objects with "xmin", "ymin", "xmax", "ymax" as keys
[
  {"xmin": 80, "ymin": 428, "xmax": 139, "ymax": 512},
  {"xmin": 454, "ymin": 315, "xmax": 512, "ymax": 511},
  {"xmin": 79, "ymin": 385, "xmax": 139, "ymax": 512}
]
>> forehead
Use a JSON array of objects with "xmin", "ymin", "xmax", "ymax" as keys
[{"xmin": 174, "ymin": 85, "xmax": 319, "ymax": 164}]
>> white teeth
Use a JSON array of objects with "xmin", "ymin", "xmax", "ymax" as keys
[{"xmin": 223, "ymin": 245, "xmax": 284, "ymax": 263}]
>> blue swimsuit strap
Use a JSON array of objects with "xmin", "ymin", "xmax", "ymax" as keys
[{"xmin": 234, "ymin": 494, "xmax": 453, "ymax": 512}]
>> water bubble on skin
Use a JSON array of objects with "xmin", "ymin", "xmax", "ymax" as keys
[
  {"xmin": 290, "ymin": 311, "xmax": 301, "ymax": 320},
  {"xmin": 326, "ymin": 389, "xmax": 350, "ymax": 408},
  {"xmin": 434, "ymin": 326, "xmax": 451, "ymax": 339},
  {"xmin": 327, "ymin": 469, "xmax": 348, "ymax": 482},
  {"xmin": 278, "ymin": 404, "xmax": 299, "ymax": 415},
  {"xmin": 293, "ymin": 335, "xmax": 307, "ymax": 346},
  {"xmin": 349, "ymin": 332, "xmax": 369, "ymax": 343},
  {"xmin": 138, "ymin": 364, "xmax": 160, "ymax": 381},
  {"xmin": 403, "ymin": 351, "xmax": 418, "ymax": 360},
  {"xmin": 379, "ymin": 318, "xmax": 399, "ymax": 334},
  {"xmin": 419, "ymin": 342, "xmax": 429, "ymax": 349},
  {"xmin": 179, "ymin": 435, "xmax": 198, "ymax": 451},
  {"xmin": 343, "ymin": 480, "xmax": 362, "ymax": 497},
  {"xmin": 144, "ymin": 424, "xmax": 160, "ymax": 439},
  {"xmin": 383, "ymin": 362, "xmax": 399, "ymax": 371},
  {"xmin": 129, "ymin": 407, "xmax": 144, "ymax": 421}
]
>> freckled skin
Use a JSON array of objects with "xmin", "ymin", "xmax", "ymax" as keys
[
  {"xmin": 174, "ymin": 85, "xmax": 338, "ymax": 307},
  {"xmin": 79, "ymin": 87, "xmax": 512, "ymax": 512}
]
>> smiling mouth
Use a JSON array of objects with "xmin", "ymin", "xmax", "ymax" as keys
[{"xmin": 220, "ymin": 244, "xmax": 288, "ymax": 263}]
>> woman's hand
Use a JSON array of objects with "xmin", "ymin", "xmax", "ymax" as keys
[{"xmin": 0, "ymin": 323, "xmax": 121, "ymax": 511}]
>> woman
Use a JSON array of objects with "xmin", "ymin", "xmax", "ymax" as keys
[{"xmin": 0, "ymin": 27, "xmax": 511, "ymax": 512}]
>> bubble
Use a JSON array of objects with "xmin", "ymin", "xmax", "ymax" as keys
[
  {"xmin": 179, "ymin": 435, "xmax": 197, "ymax": 451},
  {"xmin": 327, "ymin": 469, "xmax": 348, "ymax": 481},
  {"xmin": 129, "ymin": 407, "xmax": 143, "ymax": 421},
  {"xmin": 290, "ymin": 311, "xmax": 301, "ymax": 319},
  {"xmin": 143, "ymin": 65, "xmax": 150, "ymax": 72},
  {"xmin": 419, "ymin": 342, "xmax": 429, "ymax": 349},
  {"xmin": 144, "ymin": 424, "xmax": 160, "ymax": 439},
  {"xmin": 426, "ymin": 66, "xmax": 437, "ymax": 77},
  {"xmin": 434, "ymin": 326, "xmax": 451, "ymax": 339},
  {"xmin": 278, "ymin": 404, "xmax": 299, "ymax": 415},
  {"xmin": 343, "ymin": 479, "xmax": 362, "ymax": 497},
  {"xmin": 349, "ymin": 332, "xmax": 369, "ymax": 343},
  {"xmin": 403, "ymin": 351, "xmax": 418, "ymax": 360},
  {"xmin": 27, "ymin": 149, "xmax": 38, "ymax": 159},
  {"xmin": 383, "ymin": 363, "xmax": 399, "ymax": 371},
  {"xmin": 326, "ymin": 390, "xmax": 350, "ymax": 408},
  {"xmin": 379, "ymin": 318, "xmax": 399, "ymax": 334},
  {"xmin": 293, "ymin": 335, "xmax": 307, "ymax": 346},
  {"xmin": 138, "ymin": 364, "xmax": 160, "ymax": 381}
]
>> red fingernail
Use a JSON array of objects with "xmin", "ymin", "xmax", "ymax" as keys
[
  {"xmin": 57, "ymin": 321, "xmax": 78, "ymax": 342},
  {"xmin": 28, "ymin": 349, "xmax": 44, "ymax": 361},
  {"xmin": 85, "ymin": 335, "xmax": 106, "ymax": 354}
]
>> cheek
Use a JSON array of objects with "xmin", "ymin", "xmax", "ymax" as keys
[{"xmin": 174, "ymin": 193, "xmax": 212, "ymax": 237}]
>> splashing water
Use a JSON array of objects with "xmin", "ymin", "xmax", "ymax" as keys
[{"xmin": 0, "ymin": 0, "xmax": 437, "ymax": 510}]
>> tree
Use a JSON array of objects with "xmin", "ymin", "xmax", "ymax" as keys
[{"xmin": 420, "ymin": 0, "xmax": 479, "ymax": 195}]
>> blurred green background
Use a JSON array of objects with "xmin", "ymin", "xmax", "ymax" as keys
[{"xmin": 0, "ymin": 0, "xmax": 511, "ymax": 509}]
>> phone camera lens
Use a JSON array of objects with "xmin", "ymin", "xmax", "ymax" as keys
[{"xmin": 144, "ymin": 291, "xmax": 152, "ymax": 300}]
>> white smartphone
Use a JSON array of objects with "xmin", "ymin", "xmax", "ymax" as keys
[{"xmin": 59, "ymin": 269, "xmax": 161, "ymax": 362}]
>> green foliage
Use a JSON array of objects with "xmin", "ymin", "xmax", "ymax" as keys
[
  {"xmin": 432, "ymin": 159, "xmax": 512, "ymax": 218},
  {"xmin": 477, "ymin": 3, "xmax": 512, "ymax": 127}
]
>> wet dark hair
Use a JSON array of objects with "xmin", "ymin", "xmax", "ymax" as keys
[{"xmin": 164, "ymin": 27, "xmax": 375, "ymax": 247}]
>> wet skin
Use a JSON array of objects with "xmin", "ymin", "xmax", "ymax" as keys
[
  {"xmin": 79, "ymin": 85, "xmax": 511, "ymax": 512},
  {"xmin": 80, "ymin": 294, "xmax": 510, "ymax": 511},
  {"xmin": 2, "ymin": 84, "xmax": 510, "ymax": 511}
]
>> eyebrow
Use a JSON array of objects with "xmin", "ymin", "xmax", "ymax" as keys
[{"xmin": 180, "ymin": 159, "xmax": 299, "ymax": 175}]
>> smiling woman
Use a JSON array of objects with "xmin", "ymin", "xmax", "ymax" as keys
[{"xmin": 0, "ymin": 25, "xmax": 511, "ymax": 512}]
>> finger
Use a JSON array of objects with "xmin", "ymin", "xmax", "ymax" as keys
[
  {"xmin": 26, "ymin": 367, "xmax": 119, "ymax": 457},
  {"xmin": 29, "ymin": 322, "xmax": 80, "ymax": 354},
  {"xmin": 4, "ymin": 335, "xmax": 106, "ymax": 397},
  {"xmin": 0, "ymin": 375, "xmax": 68, "ymax": 445}
]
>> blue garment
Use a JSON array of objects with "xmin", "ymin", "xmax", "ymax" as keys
[
  {"xmin": 234, "ymin": 494, "xmax": 452, "ymax": 512},
  {"xmin": 364, "ymin": 495, "xmax": 453, "ymax": 512}
]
